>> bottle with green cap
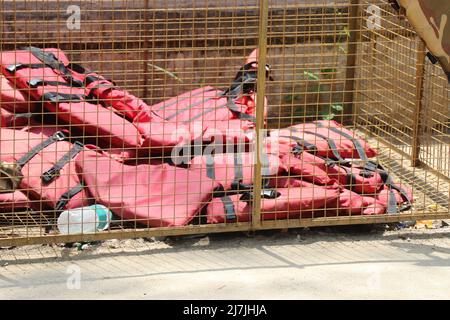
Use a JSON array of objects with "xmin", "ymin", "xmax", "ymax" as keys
[{"xmin": 57, "ymin": 204, "xmax": 112, "ymax": 235}]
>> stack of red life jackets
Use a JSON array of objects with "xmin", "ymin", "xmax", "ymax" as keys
[{"xmin": 0, "ymin": 47, "xmax": 413, "ymax": 229}]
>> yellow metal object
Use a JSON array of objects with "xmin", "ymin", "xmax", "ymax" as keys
[{"xmin": 0, "ymin": 0, "xmax": 448, "ymax": 246}]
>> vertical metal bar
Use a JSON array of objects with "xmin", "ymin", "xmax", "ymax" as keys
[
  {"xmin": 142, "ymin": 0, "xmax": 150, "ymax": 99},
  {"xmin": 343, "ymin": 0, "xmax": 361, "ymax": 125},
  {"xmin": 251, "ymin": 0, "xmax": 269, "ymax": 230},
  {"xmin": 411, "ymin": 39, "xmax": 426, "ymax": 167}
]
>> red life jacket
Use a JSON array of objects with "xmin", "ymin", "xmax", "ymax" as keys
[
  {"xmin": 0, "ymin": 190, "xmax": 30, "ymax": 212},
  {"xmin": 327, "ymin": 188, "xmax": 387, "ymax": 216},
  {"xmin": 266, "ymin": 175, "xmax": 409, "ymax": 216},
  {"xmin": 135, "ymin": 49, "xmax": 270, "ymax": 150},
  {"xmin": 189, "ymin": 152, "xmax": 284, "ymax": 193},
  {"xmin": 206, "ymin": 181, "xmax": 340, "ymax": 223},
  {"xmin": 75, "ymin": 149, "xmax": 220, "ymax": 227},
  {"xmin": 272, "ymin": 120, "xmax": 377, "ymax": 160},
  {"xmin": 1, "ymin": 74, "xmax": 34, "ymax": 113},
  {"xmin": 0, "ymin": 48, "xmax": 68, "ymax": 113},
  {"xmin": 0, "ymin": 128, "xmax": 92, "ymax": 212},
  {"xmin": 0, "ymin": 47, "xmax": 144, "ymax": 153},
  {"xmin": 264, "ymin": 176, "xmax": 386, "ymax": 216},
  {"xmin": 270, "ymin": 131, "xmax": 383, "ymax": 193},
  {"xmin": 265, "ymin": 136, "xmax": 336, "ymax": 186},
  {"xmin": 1, "ymin": 47, "xmax": 270, "ymax": 156},
  {"xmin": 266, "ymin": 133, "xmax": 412, "ymax": 214}
]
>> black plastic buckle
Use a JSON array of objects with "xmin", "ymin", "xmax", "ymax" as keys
[
  {"xmin": 55, "ymin": 198, "xmax": 68, "ymax": 212},
  {"xmin": 5, "ymin": 64, "xmax": 20, "ymax": 73},
  {"xmin": 398, "ymin": 202, "xmax": 412, "ymax": 213},
  {"xmin": 41, "ymin": 167, "xmax": 60, "ymax": 184},
  {"xmin": 364, "ymin": 160, "xmax": 379, "ymax": 172},
  {"xmin": 230, "ymin": 181, "xmax": 253, "ymax": 192},
  {"xmin": 28, "ymin": 78, "xmax": 42, "ymax": 88},
  {"xmin": 292, "ymin": 145, "xmax": 303, "ymax": 155},
  {"xmin": 359, "ymin": 169, "xmax": 374, "ymax": 178},
  {"xmin": 53, "ymin": 131, "xmax": 67, "ymax": 141},
  {"xmin": 240, "ymin": 189, "xmax": 280, "ymax": 202}
]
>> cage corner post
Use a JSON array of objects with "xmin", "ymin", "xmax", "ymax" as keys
[
  {"xmin": 411, "ymin": 39, "xmax": 427, "ymax": 167},
  {"xmin": 343, "ymin": 0, "xmax": 362, "ymax": 125},
  {"xmin": 251, "ymin": 0, "xmax": 269, "ymax": 230}
]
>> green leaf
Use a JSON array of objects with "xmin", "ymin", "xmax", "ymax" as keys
[
  {"xmin": 322, "ymin": 113, "xmax": 336, "ymax": 120},
  {"xmin": 331, "ymin": 104, "xmax": 343, "ymax": 111},
  {"xmin": 321, "ymin": 68, "xmax": 337, "ymax": 74},
  {"xmin": 303, "ymin": 71, "xmax": 320, "ymax": 81},
  {"xmin": 342, "ymin": 26, "xmax": 351, "ymax": 38},
  {"xmin": 147, "ymin": 63, "xmax": 183, "ymax": 83}
]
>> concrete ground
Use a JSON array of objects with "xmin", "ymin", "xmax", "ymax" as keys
[{"xmin": 1, "ymin": 225, "xmax": 449, "ymax": 300}]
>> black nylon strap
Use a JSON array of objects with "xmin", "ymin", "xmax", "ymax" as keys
[
  {"xmin": 225, "ymin": 97, "xmax": 257, "ymax": 122},
  {"xmin": 25, "ymin": 46, "xmax": 84, "ymax": 87},
  {"xmin": 218, "ymin": 60, "xmax": 272, "ymax": 123},
  {"xmin": 16, "ymin": 131, "xmax": 67, "ymax": 168},
  {"xmin": 240, "ymin": 189, "xmax": 280, "ymax": 202},
  {"xmin": 41, "ymin": 141, "xmax": 84, "ymax": 184},
  {"xmin": 229, "ymin": 152, "xmax": 254, "ymax": 192},
  {"xmin": 84, "ymin": 75, "xmax": 105, "ymax": 86},
  {"xmin": 13, "ymin": 113, "xmax": 33, "ymax": 120},
  {"xmin": 27, "ymin": 47, "xmax": 71, "ymax": 77},
  {"xmin": 378, "ymin": 170, "xmax": 412, "ymax": 213},
  {"xmin": 316, "ymin": 122, "xmax": 369, "ymax": 161},
  {"xmin": 5, "ymin": 63, "xmax": 48, "ymax": 73},
  {"xmin": 233, "ymin": 152, "xmax": 243, "ymax": 183},
  {"xmin": 339, "ymin": 166, "xmax": 359, "ymax": 192},
  {"xmin": 67, "ymin": 63, "xmax": 89, "ymax": 74},
  {"xmin": 28, "ymin": 78, "xmax": 77, "ymax": 88},
  {"xmin": 42, "ymin": 92, "xmax": 85, "ymax": 103},
  {"xmin": 221, "ymin": 196, "xmax": 236, "ymax": 220},
  {"xmin": 360, "ymin": 161, "xmax": 412, "ymax": 213},
  {"xmin": 279, "ymin": 134, "xmax": 318, "ymax": 154},
  {"xmin": 221, "ymin": 61, "xmax": 272, "ymax": 98},
  {"xmin": 205, "ymin": 154, "xmax": 216, "ymax": 179},
  {"xmin": 302, "ymin": 130, "xmax": 345, "ymax": 161},
  {"xmin": 27, "ymin": 47, "xmax": 63, "ymax": 69},
  {"xmin": 55, "ymin": 183, "xmax": 84, "ymax": 212}
]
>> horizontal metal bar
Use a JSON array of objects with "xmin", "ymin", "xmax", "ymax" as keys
[{"xmin": 1, "ymin": 211, "xmax": 449, "ymax": 247}]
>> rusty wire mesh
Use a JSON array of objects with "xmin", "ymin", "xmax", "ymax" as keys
[{"xmin": 0, "ymin": 0, "xmax": 448, "ymax": 246}]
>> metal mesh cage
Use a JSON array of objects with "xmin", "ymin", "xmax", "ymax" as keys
[{"xmin": 0, "ymin": 0, "xmax": 448, "ymax": 246}]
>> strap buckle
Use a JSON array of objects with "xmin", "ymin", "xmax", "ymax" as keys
[
  {"xmin": 55, "ymin": 199, "xmax": 68, "ymax": 212},
  {"xmin": 53, "ymin": 131, "xmax": 67, "ymax": 141},
  {"xmin": 292, "ymin": 145, "xmax": 303, "ymax": 155},
  {"xmin": 5, "ymin": 64, "xmax": 20, "ymax": 73},
  {"xmin": 230, "ymin": 181, "xmax": 253, "ymax": 192},
  {"xmin": 240, "ymin": 189, "xmax": 280, "ymax": 202},
  {"xmin": 28, "ymin": 78, "xmax": 42, "ymax": 88},
  {"xmin": 41, "ymin": 167, "xmax": 60, "ymax": 184}
]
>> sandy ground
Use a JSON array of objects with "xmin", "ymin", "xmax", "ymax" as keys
[{"xmin": 1, "ymin": 224, "xmax": 449, "ymax": 300}]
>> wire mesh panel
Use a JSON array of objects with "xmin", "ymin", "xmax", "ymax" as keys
[{"xmin": 0, "ymin": 0, "xmax": 448, "ymax": 246}]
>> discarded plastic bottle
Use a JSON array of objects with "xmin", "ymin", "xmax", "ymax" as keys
[{"xmin": 57, "ymin": 205, "xmax": 112, "ymax": 235}]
